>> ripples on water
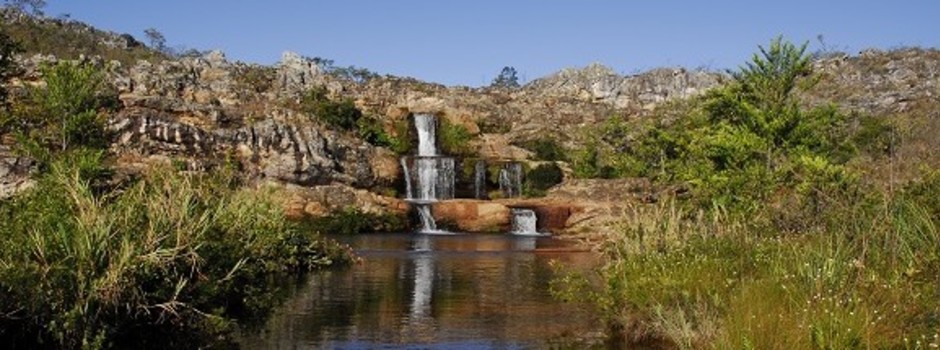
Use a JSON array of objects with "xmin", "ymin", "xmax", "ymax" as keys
[{"xmin": 240, "ymin": 233, "xmax": 602, "ymax": 349}]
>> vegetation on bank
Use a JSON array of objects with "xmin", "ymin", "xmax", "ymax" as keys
[
  {"xmin": 555, "ymin": 38, "xmax": 940, "ymax": 348},
  {"xmin": 0, "ymin": 153, "xmax": 352, "ymax": 349},
  {"xmin": 0, "ymin": 48, "xmax": 352, "ymax": 348}
]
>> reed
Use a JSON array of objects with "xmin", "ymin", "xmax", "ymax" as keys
[{"xmin": 0, "ymin": 150, "xmax": 351, "ymax": 349}]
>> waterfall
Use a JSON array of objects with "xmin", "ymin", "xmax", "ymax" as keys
[
  {"xmin": 499, "ymin": 162, "xmax": 523, "ymax": 198},
  {"xmin": 401, "ymin": 114, "xmax": 454, "ymax": 234},
  {"xmin": 474, "ymin": 160, "xmax": 486, "ymax": 199},
  {"xmin": 401, "ymin": 157, "xmax": 413, "ymax": 200},
  {"xmin": 416, "ymin": 204, "xmax": 441, "ymax": 234},
  {"xmin": 511, "ymin": 208, "xmax": 540, "ymax": 236},
  {"xmin": 415, "ymin": 113, "xmax": 437, "ymax": 157}
]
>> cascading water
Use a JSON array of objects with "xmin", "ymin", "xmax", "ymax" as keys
[
  {"xmin": 474, "ymin": 160, "xmax": 486, "ymax": 199},
  {"xmin": 511, "ymin": 208, "xmax": 542, "ymax": 236},
  {"xmin": 401, "ymin": 114, "xmax": 454, "ymax": 233},
  {"xmin": 499, "ymin": 162, "xmax": 523, "ymax": 198},
  {"xmin": 415, "ymin": 204, "xmax": 439, "ymax": 233},
  {"xmin": 415, "ymin": 114, "xmax": 437, "ymax": 157}
]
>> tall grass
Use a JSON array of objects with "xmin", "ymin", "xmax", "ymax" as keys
[
  {"xmin": 554, "ymin": 183, "xmax": 940, "ymax": 349},
  {"xmin": 0, "ymin": 150, "xmax": 351, "ymax": 349}
]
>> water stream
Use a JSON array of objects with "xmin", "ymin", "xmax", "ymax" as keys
[
  {"xmin": 511, "ymin": 208, "xmax": 542, "ymax": 236},
  {"xmin": 240, "ymin": 233, "xmax": 600, "ymax": 349},
  {"xmin": 499, "ymin": 162, "xmax": 523, "ymax": 198}
]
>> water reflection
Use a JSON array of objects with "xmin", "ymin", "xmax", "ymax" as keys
[{"xmin": 241, "ymin": 233, "xmax": 599, "ymax": 349}]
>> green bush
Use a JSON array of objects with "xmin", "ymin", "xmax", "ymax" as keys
[
  {"xmin": 303, "ymin": 206, "xmax": 406, "ymax": 234},
  {"xmin": 525, "ymin": 162, "xmax": 564, "ymax": 197},
  {"xmin": 6, "ymin": 60, "xmax": 115, "ymax": 158},
  {"xmin": 573, "ymin": 37, "xmax": 887, "ymax": 212},
  {"xmin": 301, "ymin": 86, "xmax": 362, "ymax": 131},
  {"xmin": 438, "ymin": 117, "xmax": 474, "ymax": 156},
  {"xmin": 518, "ymin": 137, "xmax": 567, "ymax": 161},
  {"xmin": 0, "ymin": 152, "xmax": 351, "ymax": 348}
]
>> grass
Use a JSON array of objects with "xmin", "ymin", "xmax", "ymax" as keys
[
  {"xmin": 0, "ymin": 150, "xmax": 351, "ymax": 349},
  {"xmin": 553, "ymin": 186, "xmax": 940, "ymax": 349}
]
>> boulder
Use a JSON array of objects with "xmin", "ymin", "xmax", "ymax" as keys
[{"xmin": 431, "ymin": 199, "xmax": 511, "ymax": 232}]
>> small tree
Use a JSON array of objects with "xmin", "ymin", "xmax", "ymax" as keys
[
  {"xmin": 4, "ymin": 0, "xmax": 46, "ymax": 16},
  {"xmin": 143, "ymin": 27, "xmax": 168, "ymax": 54},
  {"xmin": 11, "ymin": 61, "xmax": 112, "ymax": 156},
  {"xmin": 301, "ymin": 86, "xmax": 362, "ymax": 130},
  {"xmin": 734, "ymin": 36, "xmax": 811, "ymax": 112},
  {"xmin": 491, "ymin": 66, "xmax": 520, "ymax": 89}
]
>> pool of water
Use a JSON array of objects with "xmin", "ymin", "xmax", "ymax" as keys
[{"xmin": 240, "ymin": 233, "xmax": 602, "ymax": 349}]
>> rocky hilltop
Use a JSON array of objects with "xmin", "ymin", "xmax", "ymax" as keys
[{"xmin": 1, "ymin": 9, "xmax": 939, "ymax": 236}]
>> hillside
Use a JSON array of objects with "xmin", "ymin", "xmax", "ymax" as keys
[{"xmin": 1, "ymin": 8, "xmax": 938, "ymax": 225}]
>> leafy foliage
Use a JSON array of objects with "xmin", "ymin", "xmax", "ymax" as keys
[
  {"xmin": 518, "ymin": 137, "xmax": 567, "ymax": 161},
  {"xmin": 438, "ymin": 117, "xmax": 474, "ymax": 156},
  {"xmin": 0, "ymin": 28, "xmax": 18, "ymax": 111},
  {"xmin": 491, "ymin": 66, "xmax": 520, "ymax": 89},
  {"xmin": 310, "ymin": 56, "xmax": 379, "ymax": 83},
  {"xmin": 525, "ymin": 162, "xmax": 564, "ymax": 197},
  {"xmin": 301, "ymin": 86, "xmax": 363, "ymax": 131},
  {"xmin": 302, "ymin": 206, "xmax": 406, "ymax": 235},
  {"xmin": 0, "ymin": 153, "xmax": 351, "ymax": 349},
  {"xmin": 573, "ymin": 37, "xmax": 883, "ymax": 211},
  {"xmin": 5, "ymin": 60, "xmax": 115, "ymax": 160}
]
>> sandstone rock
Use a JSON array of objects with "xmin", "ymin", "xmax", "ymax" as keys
[
  {"xmin": 276, "ymin": 51, "xmax": 324, "ymax": 94},
  {"xmin": 0, "ymin": 145, "xmax": 35, "ymax": 199},
  {"xmin": 525, "ymin": 63, "xmax": 726, "ymax": 109},
  {"xmin": 109, "ymin": 109, "xmax": 377, "ymax": 187},
  {"xmin": 431, "ymin": 199, "xmax": 511, "ymax": 232},
  {"xmin": 279, "ymin": 183, "xmax": 407, "ymax": 218}
]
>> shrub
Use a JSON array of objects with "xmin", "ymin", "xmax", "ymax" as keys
[
  {"xmin": 234, "ymin": 65, "xmax": 276, "ymax": 94},
  {"xmin": 438, "ymin": 117, "xmax": 474, "ymax": 156},
  {"xmin": 303, "ymin": 206, "xmax": 406, "ymax": 234},
  {"xmin": 301, "ymin": 86, "xmax": 362, "ymax": 131},
  {"xmin": 491, "ymin": 66, "xmax": 520, "ymax": 89},
  {"xmin": 518, "ymin": 137, "xmax": 567, "ymax": 161},
  {"xmin": 525, "ymin": 162, "xmax": 563, "ymax": 197},
  {"xmin": 0, "ymin": 28, "xmax": 18, "ymax": 111},
  {"xmin": 6, "ymin": 60, "xmax": 115, "ymax": 161},
  {"xmin": 573, "ymin": 37, "xmax": 888, "ymax": 212}
]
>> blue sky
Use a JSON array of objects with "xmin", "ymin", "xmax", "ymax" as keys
[{"xmin": 45, "ymin": 1, "xmax": 940, "ymax": 87}]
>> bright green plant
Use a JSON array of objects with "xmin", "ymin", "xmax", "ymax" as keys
[
  {"xmin": 301, "ymin": 86, "xmax": 362, "ymax": 131},
  {"xmin": 518, "ymin": 137, "xmax": 567, "ymax": 161},
  {"xmin": 438, "ymin": 117, "xmax": 474, "ymax": 156},
  {"xmin": 8, "ymin": 60, "xmax": 114, "ymax": 158},
  {"xmin": 0, "ymin": 152, "xmax": 351, "ymax": 348}
]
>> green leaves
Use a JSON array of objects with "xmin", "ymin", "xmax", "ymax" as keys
[
  {"xmin": 7, "ymin": 60, "xmax": 113, "ymax": 157},
  {"xmin": 735, "ymin": 36, "xmax": 812, "ymax": 111},
  {"xmin": 301, "ymin": 86, "xmax": 363, "ymax": 130}
]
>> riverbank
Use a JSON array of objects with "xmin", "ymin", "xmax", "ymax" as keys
[{"xmin": 0, "ymin": 151, "xmax": 353, "ymax": 349}]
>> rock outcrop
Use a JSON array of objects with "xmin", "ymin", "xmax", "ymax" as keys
[
  {"xmin": 0, "ymin": 145, "xmax": 35, "ymax": 199},
  {"xmin": 525, "ymin": 63, "xmax": 727, "ymax": 109},
  {"xmin": 109, "ymin": 109, "xmax": 377, "ymax": 187}
]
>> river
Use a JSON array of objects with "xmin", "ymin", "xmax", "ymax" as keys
[{"xmin": 240, "ymin": 233, "xmax": 602, "ymax": 349}]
